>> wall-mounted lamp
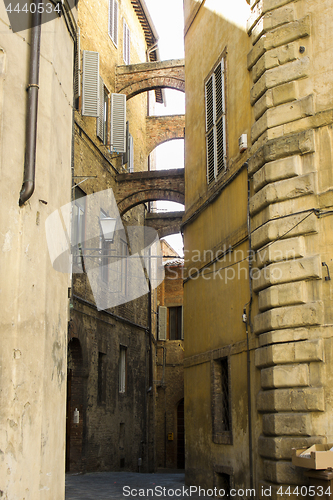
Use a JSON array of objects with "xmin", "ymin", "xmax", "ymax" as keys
[
  {"xmin": 100, "ymin": 217, "xmax": 117, "ymax": 242},
  {"xmin": 322, "ymin": 262, "xmax": 331, "ymax": 281}
]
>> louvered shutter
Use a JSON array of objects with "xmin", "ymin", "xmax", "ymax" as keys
[
  {"xmin": 205, "ymin": 59, "xmax": 226, "ymax": 183},
  {"xmin": 113, "ymin": 0, "xmax": 118, "ymax": 46},
  {"xmin": 158, "ymin": 306, "xmax": 167, "ymax": 341},
  {"xmin": 74, "ymin": 27, "xmax": 81, "ymax": 100},
  {"xmin": 108, "ymin": 0, "xmax": 114, "ymax": 40},
  {"xmin": 123, "ymin": 20, "xmax": 130, "ymax": 65},
  {"xmin": 108, "ymin": 0, "xmax": 118, "ymax": 46},
  {"xmin": 205, "ymin": 75, "xmax": 215, "ymax": 184},
  {"xmin": 123, "ymin": 19, "xmax": 127, "ymax": 63},
  {"xmin": 82, "ymin": 51, "xmax": 99, "ymax": 117},
  {"xmin": 127, "ymin": 25, "xmax": 130, "ymax": 64},
  {"xmin": 97, "ymin": 76, "xmax": 104, "ymax": 140},
  {"xmin": 215, "ymin": 60, "xmax": 226, "ymax": 175},
  {"xmin": 129, "ymin": 134, "xmax": 134, "ymax": 172},
  {"xmin": 111, "ymin": 93, "xmax": 126, "ymax": 153}
]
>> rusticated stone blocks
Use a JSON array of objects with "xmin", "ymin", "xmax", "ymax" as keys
[{"xmin": 255, "ymin": 338, "xmax": 324, "ymax": 367}]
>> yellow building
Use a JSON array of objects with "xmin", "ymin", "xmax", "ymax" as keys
[{"xmin": 184, "ymin": 0, "xmax": 333, "ymax": 495}]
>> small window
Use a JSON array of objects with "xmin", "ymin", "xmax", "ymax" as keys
[
  {"xmin": 108, "ymin": 0, "xmax": 118, "ymax": 47},
  {"xmin": 97, "ymin": 352, "xmax": 106, "ymax": 405},
  {"xmin": 119, "ymin": 346, "xmax": 127, "ymax": 393},
  {"xmin": 169, "ymin": 306, "xmax": 183, "ymax": 340},
  {"xmin": 97, "ymin": 78, "xmax": 109, "ymax": 145},
  {"xmin": 123, "ymin": 19, "xmax": 130, "ymax": 65},
  {"xmin": 211, "ymin": 357, "xmax": 232, "ymax": 444},
  {"xmin": 205, "ymin": 56, "xmax": 226, "ymax": 184}
]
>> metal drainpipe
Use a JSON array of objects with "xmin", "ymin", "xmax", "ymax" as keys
[
  {"xmin": 246, "ymin": 167, "xmax": 254, "ymax": 494},
  {"xmin": 19, "ymin": 2, "xmax": 42, "ymax": 206}
]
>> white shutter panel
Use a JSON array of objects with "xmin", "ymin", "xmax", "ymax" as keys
[
  {"xmin": 82, "ymin": 51, "xmax": 99, "ymax": 117},
  {"xmin": 113, "ymin": 0, "xmax": 118, "ymax": 47},
  {"xmin": 127, "ymin": 25, "xmax": 130, "ymax": 65},
  {"xmin": 108, "ymin": 0, "xmax": 114, "ymax": 41},
  {"xmin": 111, "ymin": 93, "xmax": 126, "ymax": 153},
  {"xmin": 158, "ymin": 306, "xmax": 167, "ymax": 341},
  {"xmin": 123, "ymin": 21, "xmax": 130, "ymax": 64},
  {"xmin": 74, "ymin": 27, "xmax": 81, "ymax": 100},
  {"xmin": 97, "ymin": 76, "xmax": 104, "ymax": 140},
  {"xmin": 123, "ymin": 19, "xmax": 127, "ymax": 63},
  {"xmin": 129, "ymin": 134, "xmax": 134, "ymax": 172}
]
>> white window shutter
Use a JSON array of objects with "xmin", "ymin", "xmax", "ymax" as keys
[
  {"xmin": 127, "ymin": 25, "xmax": 130, "ymax": 65},
  {"xmin": 129, "ymin": 134, "xmax": 134, "ymax": 172},
  {"xmin": 158, "ymin": 306, "xmax": 167, "ymax": 341},
  {"xmin": 74, "ymin": 27, "xmax": 81, "ymax": 99},
  {"xmin": 111, "ymin": 93, "xmax": 126, "ymax": 153},
  {"xmin": 108, "ymin": 0, "xmax": 118, "ymax": 46},
  {"xmin": 113, "ymin": 0, "xmax": 118, "ymax": 46},
  {"xmin": 97, "ymin": 76, "xmax": 104, "ymax": 140},
  {"xmin": 82, "ymin": 51, "xmax": 99, "ymax": 117},
  {"xmin": 108, "ymin": 0, "xmax": 114, "ymax": 40},
  {"xmin": 123, "ymin": 20, "xmax": 130, "ymax": 65}
]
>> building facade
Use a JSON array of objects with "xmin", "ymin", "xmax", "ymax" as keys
[
  {"xmin": 0, "ymin": 1, "xmax": 76, "ymax": 499},
  {"xmin": 184, "ymin": 0, "xmax": 333, "ymax": 495},
  {"xmin": 156, "ymin": 240, "xmax": 185, "ymax": 470},
  {"xmin": 67, "ymin": 0, "xmax": 177, "ymax": 474}
]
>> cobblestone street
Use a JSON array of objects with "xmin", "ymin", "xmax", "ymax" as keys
[{"xmin": 65, "ymin": 471, "xmax": 199, "ymax": 500}]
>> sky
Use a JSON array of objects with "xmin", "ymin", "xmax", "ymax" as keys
[{"xmin": 144, "ymin": 0, "xmax": 185, "ymax": 256}]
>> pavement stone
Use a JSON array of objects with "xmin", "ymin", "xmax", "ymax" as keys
[{"xmin": 65, "ymin": 470, "xmax": 207, "ymax": 500}]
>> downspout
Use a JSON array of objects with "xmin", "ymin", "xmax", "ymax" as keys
[
  {"xmin": 245, "ymin": 164, "xmax": 254, "ymax": 494},
  {"xmin": 19, "ymin": 2, "xmax": 42, "ymax": 206}
]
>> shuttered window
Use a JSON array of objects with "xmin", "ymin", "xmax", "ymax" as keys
[
  {"xmin": 108, "ymin": 0, "xmax": 118, "ymax": 47},
  {"xmin": 123, "ymin": 19, "xmax": 130, "ymax": 65},
  {"xmin": 82, "ymin": 50, "xmax": 99, "ymax": 117},
  {"xmin": 97, "ymin": 78, "xmax": 109, "ymax": 144},
  {"xmin": 128, "ymin": 134, "xmax": 134, "ymax": 172},
  {"xmin": 205, "ymin": 58, "xmax": 226, "ymax": 184},
  {"xmin": 158, "ymin": 306, "xmax": 167, "ymax": 340},
  {"xmin": 74, "ymin": 27, "xmax": 81, "ymax": 106},
  {"xmin": 111, "ymin": 93, "xmax": 126, "ymax": 153},
  {"xmin": 97, "ymin": 77, "xmax": 104, "ymax": 140}
]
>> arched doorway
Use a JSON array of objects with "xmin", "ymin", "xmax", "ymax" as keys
[
  {"xmin": 66, "ymin": 337, "xmax": 84, "ymax": 472},
  {"xmin": 177, "ymin": 398, "xmax": 185, "ymax": 469}
]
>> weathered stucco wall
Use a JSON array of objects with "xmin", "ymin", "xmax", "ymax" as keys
[
  {"xmin": 184, "ymin": 0, "xmax": 333, "ymax": 495},
  {"xmin": 183, "ymin": 0, "xmax": 258, "ymax": 492},
  {"xmin": 0, "ymin": 3, "xmax": 75, "ymax": 499}
]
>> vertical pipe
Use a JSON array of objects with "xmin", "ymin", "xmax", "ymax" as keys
[
  {"xmin": 246, "ymin": 171, "xmax": 254, "ymax": 494},
  {"xmin": 19, "ymin": 3, "xmax": 42, "ymax": 206}
]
